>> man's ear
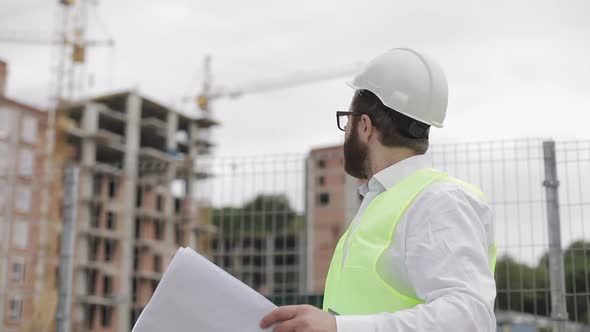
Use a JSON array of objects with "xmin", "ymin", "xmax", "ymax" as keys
[{"xmin": 359, "ymin": 114, "xmax": 373, "ymax": 142}]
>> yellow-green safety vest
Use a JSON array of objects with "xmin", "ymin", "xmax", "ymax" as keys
[{"xmin": 323, "ymin": 168, "xmax": 497, "ymax": 315}]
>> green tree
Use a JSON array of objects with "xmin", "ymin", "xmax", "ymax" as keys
[
  {"xmin": 496, "ymin": 241, "xmax": 590, "ymax": 324},
  {"xmin": 495, "ymin": 255, "xmax": 550, "ymax": 316},
  {"xmin": 212, "ymin": 194, "xmax": 304, "ymax": 235}
]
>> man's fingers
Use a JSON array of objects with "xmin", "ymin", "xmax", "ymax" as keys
[
  {"xmin": 272, "ymin": 318, "xmax": 302, "ymax": 332},
  {"xmin": 260, "ymin": 306, "xmax": 301, "ymax": 329}
]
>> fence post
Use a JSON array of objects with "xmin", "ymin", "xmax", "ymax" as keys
[
  {"xmin": 56, "ymin": 164, "xmax": 79, "ymax": 332},
  {"xmin": 542, "ymin": 140, "xmax": 568, "ymax": 332}
]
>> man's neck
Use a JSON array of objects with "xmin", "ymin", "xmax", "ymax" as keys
[{"xmin": 367, "ymin": 147, "xmax": 419, "ymax": 179}]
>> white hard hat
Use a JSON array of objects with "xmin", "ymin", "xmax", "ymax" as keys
[{"xmin": 347, "ymin": 48, "xmax": 448, "ymax": 128}]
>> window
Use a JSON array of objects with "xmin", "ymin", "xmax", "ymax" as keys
[
  {"xmin": 15, "ymin": 185, "xmax": 32, "ymax": 212},
  {"xmin": 222, "ymin": 256, "xmax": 230, "ymax": 268},
  {"xmin": 151, "ymin": 280, "xmax": 159, "ymax": 292},
  {"xmin": 106, "ymin": 212, "xmax": 116, "ymax": 230},
  {"xmin": 0, "ymin": 143, "xmax": 9, "ymax": 175},
  {"xmin": 92, "ymin": 175, "xmax": 102, "ymax": 196},
  {"xmin": 154, "ymin": 221, "xmax": 164, "ymax": 240},
  {"xmin": 156, "ymin": 194, "xmax": 163, "ymax": 212},
  {"xmin": 21, "ymin": 115, "xmax": 37, "ymax": 144},
  {"xmin": 133, "ymin": 248, "xmax": 140, "ymax": 270},
  {"xmin": 108, "ymin": 178, "xmax": 117, "ymax": 198},
  {"xmin": 131, "ymin": 309, "xmax": 142, "ymax": 329},
  {"xmin": 89, "ymin": 237, "xmax": 100, "ymax": 261},
  {"xmin": 286, "ymin": 271, "xmax": 297, "ymax": 283},
  {"xmin": 12, "ymin": 259, "xmax": 26, "ymax": 283},
  {"xmin": 174, "ymin": 198, "xmax": 182, "ymax": 214},
  {"xmin": 85, "ymin": 304, "xmax": 96, "ymax": 328},
  {"xmin": 286, "ymin": 235, "xmax": 296, "ymax": 249},
  {"xmin": 317, "ymin": 192, "xmax": 330, "ymax": 206},
  {"xmin": 18, "ymin": 149, "xmax": 34, "ymax": 177},
  {"xmin": 254, "ymin": 239, "xmax": 265, "ymax": 250},
  {"xmin": 87, "ymin": 270, "xmax": 98, "ymax": 295},
  {"xmin": 275, "ymin": 237, "xmax": 285, "ymax": 250},
  {"xmin": 253, "ymin": 272, "xmax": 264, "ymax": 288},
  {"xmin": 286, "ymin": 254, "xmax": 296, "ymax": 265},
  {"xmin": 132, "ymin": 278, "xmax": 138, "ymax": 302},
  {"xmin": 0, "ymin": 108, "xmax": 14, "ymax": 139},
  {"xmin": 253, "ymin": 255, "xmax": 265, "ymax": 267},
  {"xmin": 13, "ymin": 220, "xmax": 29, "ymax": 248},
  {"xmin": 104, "ymin": 240, "xmax": 116, "ymax": 262},
  {"xmin": 134, "ymin": 218, "xmax": 142, "ymax": 239},
  {"xmin": 136, "ymin": 186, "xmax": 143, "ymax": 207},
  {"xmin": 101, "ymin": 305, "xmax": 112, "ymax": 327},
  {"xmin": 242, "ymin": 255, "xmax": 251, "ymax": 265},
  {"xmin": 317, "ymin": 159, "xmax": 326, "ymax": 168},
  {"xmin": 103, "ymin": 275, "xmax": 113, "ymax": 296},
  {"xmin": 174, "ymin": 224, "xmax": 184, "ymax": 245},
  {"xmin": 9, "ymin": 298, "xmax": 22, "ymax": 321},
  {"xmin": 91, "ymin": 204, "xmax": 102, "ymax": 228},
  {"xmin": 154, "ymin": 255, "xmax": 162, "ymax": 273},
  {"xmin": 318, "ymin": 176, "xmax": 325, "ymax": 186}
]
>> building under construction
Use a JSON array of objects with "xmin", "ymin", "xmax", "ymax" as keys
[{"xmin": 56, "ymin": 90, "xmax": 217, "ymax": 331}]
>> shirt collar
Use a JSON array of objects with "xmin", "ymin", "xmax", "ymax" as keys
[{"xmin": 358, "ymin": 154, "xmax": 433, "ymax": 196}]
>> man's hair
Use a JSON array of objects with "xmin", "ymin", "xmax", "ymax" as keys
[{"xmin": 351, "ymin": 90, "xmax": 430, "ymax": 154}]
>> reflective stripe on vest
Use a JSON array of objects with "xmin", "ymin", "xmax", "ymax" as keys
[{"xmin": 323, "ymin": 168, "xmax": 497, "ymax": 315}]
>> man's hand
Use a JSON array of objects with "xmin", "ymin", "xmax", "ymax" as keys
[{"xmin": 260, "ymin": 305, "xmax": 337, "ymax": 332}]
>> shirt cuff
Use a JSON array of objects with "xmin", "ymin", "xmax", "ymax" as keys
[{"xmin": 336, "ymin": 315, "xmax": 378, "ymax": 332}]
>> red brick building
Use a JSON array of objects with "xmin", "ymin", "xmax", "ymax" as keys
[
  {"xmin": 306, "ymin": 145, "xmax": 361, "ymax": 293},
  {"xmin": 0, "ymin": 59, "xmax": 50, "ymax": 332}
]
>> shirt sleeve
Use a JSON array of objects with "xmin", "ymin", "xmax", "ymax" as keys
[{"xmin": 336, "ymin": 184, "xmax": 497, "ymax": 332}]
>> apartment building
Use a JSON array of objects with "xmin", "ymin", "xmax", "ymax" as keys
[
  {"xmin": 0, "ymin": 59, "xmax": 49, "ymax": 332},
  {"xmin": 305, "ymin": 145, "xmax": 361, "ymax": 293}
]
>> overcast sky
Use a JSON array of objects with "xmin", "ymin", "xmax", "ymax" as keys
[{"xmin": 1, "ymin": 0, "xmax": 589, "ymax": 156}]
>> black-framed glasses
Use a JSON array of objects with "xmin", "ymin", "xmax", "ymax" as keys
[{"xmin": 336, "ymin": 111, "xmax": 364, "ymax": 132}]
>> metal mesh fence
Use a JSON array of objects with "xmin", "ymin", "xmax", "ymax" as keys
[
  {"xmin": 195, "ymin": 154, "xmax": 307, "ymax": 297},
  {"xmin": 1, "ymin": 138, "xmax": 589, "ymax": 331},
  {"xmin": 556, "ymin": 140, "xmax": 590, "ymax": 326},
  {"xmin": 197, "ymin": 139, "xmax": 590, "ymax": 331},
  {"xmin": 430, "ymin": 139, "xmax": 553, "ymax": 318}
]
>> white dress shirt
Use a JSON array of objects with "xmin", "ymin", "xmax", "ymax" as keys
[{"xmin": 336, "ymin": 154, "xmax": 497, "ymax": 332}]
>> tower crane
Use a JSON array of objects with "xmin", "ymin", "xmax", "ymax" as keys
[
  {"xmin": 185, "ymin": 56, "xmax": 364, "ymax": 113},
  {"xmin": 181, "ymin": 55, "xmax": 363, "ymax": 159},
  {"xmin": 0, "ymin": 2, "xmax": 114, "ymax": 331}
]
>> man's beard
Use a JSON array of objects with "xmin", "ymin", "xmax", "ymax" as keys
[{"xmin": 343, "ymin": 122, "xmax": 369, "ymax": 179}]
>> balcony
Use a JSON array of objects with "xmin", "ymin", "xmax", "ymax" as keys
[
  {"xmin": 141, "ymin": 117, "xmax": 167, "ymax": 138},
  {"xmin": 134, "ymin": 270, "xmax": 163, "ymax": 281},
  {"xmin": 194, "ymin": 116, "xmax": 219, "ymax": 129},
  {"xmin": 76, "ymin": 294, "xmax": 117, "ymax": 306},
  {"xmin": 139, "ymin": 147, "xmax": 173, "ymax": 163},
  {"xmin": 84, "ymin": 162, "xmax": 123, "ymax": 176},
  {"xmin": 135, "ymin": 206, "xmax": 166, "ymax": 220},
  {"xmin": 79, "ymin": 227, "xmax": 123, "ymax": 240},
  {"xmin": 97, "ymin": 104, "xmax": 126, "ymax": 123},
  {"xmin": 77, "ymin": 261, "xmax": 119, "ymax": 275},
  {"xmin": 91, "ymin": 129, "xmax": 124, "ymax": 145}
]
